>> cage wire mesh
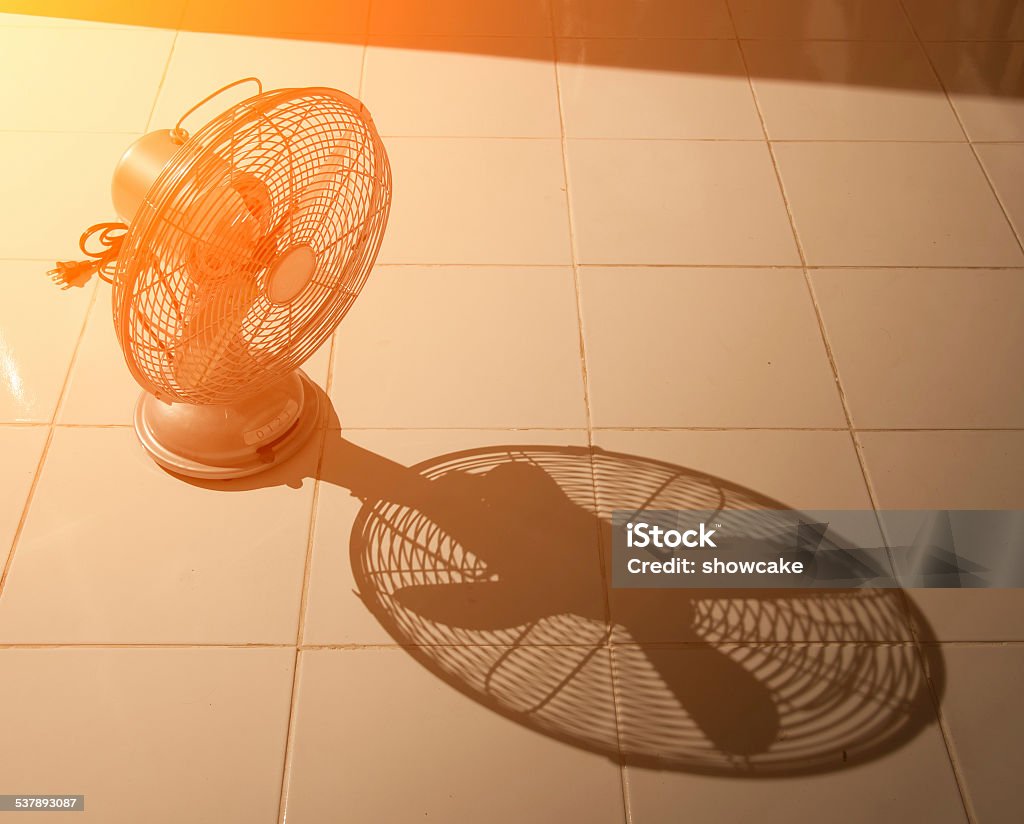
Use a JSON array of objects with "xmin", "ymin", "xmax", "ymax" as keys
[{"xmin": 113, "ymin": 87, "xmax": 391, "ymax": 404}]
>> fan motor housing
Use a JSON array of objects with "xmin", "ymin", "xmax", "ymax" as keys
[{"xmin": 111, "ymin": 129, "xmax": 188, "ymax": 224}]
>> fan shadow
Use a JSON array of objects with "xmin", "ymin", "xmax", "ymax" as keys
[{"xmin": 196, "ymin": 389, "xmax": 947, "ymax": 778}]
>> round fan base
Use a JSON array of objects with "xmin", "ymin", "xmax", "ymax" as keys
[{"xmin": 134, "ymin": 370, "xmax": 323, "ymax": 480}]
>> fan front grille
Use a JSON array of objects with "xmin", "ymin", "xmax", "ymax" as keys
[{"xmin": 113, "ymin": 87, "xmax": 391, "ymax": 404}]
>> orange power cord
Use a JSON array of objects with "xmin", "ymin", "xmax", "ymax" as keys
[{"xmin": 47, "ymin": 222, "xmax": 128, "ymax": 289}]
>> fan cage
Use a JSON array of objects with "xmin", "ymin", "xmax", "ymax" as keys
[{"xmin": 113, "ymin": 86, "xmax": 392, "ymax": 404}]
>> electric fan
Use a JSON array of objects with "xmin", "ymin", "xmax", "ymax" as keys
[{"xmin": 49, "ymin": 78, "xmax": 391, "ymax": 478}]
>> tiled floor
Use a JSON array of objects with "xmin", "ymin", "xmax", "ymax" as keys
[{"xmin": 1, "ymin": 1, "xmax": 1022, "ymax": 822}]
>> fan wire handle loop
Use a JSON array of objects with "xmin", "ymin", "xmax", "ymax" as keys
[
  {"xmin": 47, "ymin": 222, "xmax": 128, "ymax": 290},
  {"xmin": 175, "ymin": 77, "xmax": 264, "ymax": 135}
]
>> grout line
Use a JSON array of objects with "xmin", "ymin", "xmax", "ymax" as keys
[
  {"xmin": 549, "ymin": 48, "xmax": 593, "ymax": 446},
  {"xmin": 845, "ymin": 426, "xmax": 1024, "ymax": 433},
  {"xmin": 549, "ymin": 3, "xmax": 603, "ymax": 618},
  {"xmin": 14, "ymin": 423, "xmax": 1024, "ymax": 433},
  {"xmin": 276, "ymin": 647, "xmax": 303, "ymax": 824},
  {"xmin": 143, "ymin": 29, "xmax": 180, "ymax": 133},
  {"xmin": 891, "ymin": 7, "xmax": 998, "ymax": 820},
  {"xmin": 375, "ymin": 135, "xmax": 997, "ymax": 143},
  {"xmin": 45, "ymin": 423, "xmax": 134, "ymax": 429},
  {"xmin": 2, "ymin": 134, "xmax": 1016, "ymax": 143},
  {"xmin": 548, "ymin": 20, "xmax": 597, "ymax": 448},
  {"xmin": 1, "ymin": 639, "xmax": 1021, "ymax": 651},
  {"xmin": 51, "ymin": 300, "xmax": 99, "ymax": 426},
  {"xmin": 274, "ymin": 339, "xmax": 337, "ymax": 824},
  {"xmin": 0, "ymin": 130, "xmax": 1010, "ymax": 143},
  {"xmin": 0, "ymin": 129, "xmax": 144, "ymax": 136},
  {"xmin": 300, "ymin": 640, "xmax": 585, "ymax": 649},
  {"xmin": 295, "ymin": 344, "xmax": 337, "ymax": 650},
  {"xmin": 917, "ymin": 640, "xmax": 1024, "ymax": 647},
  {"xmin": 295, "ymin": 261, "xmax": 1024, "ymax": 269},
  {"xmin": 0, "ymin": 283, "xmax": 100, "ymax": 599},
  {"xmin": 374, "ymin": 135, "xmax": 985, "ymax": 143},
  {"xmin": 734, "ymin": 37, "xmax": 1024, "ymax": 43},
  {"xmin": 910, "ymin": 635, "xmax": 978, "ymax": 823},
  {"xmin": 357, "ymin": 9, "xmax": 370, "ymax": 99},
  {"xmin": 278, "ymin": 10, "xmax": 355, "ymax": 806},
  {"xmin": 897, "ymin": 9, "xmax": 985, "ymax": 824},
  {"xmin": 728, "ymin": 7, "xmax": 846, "ymax": 414},
  {"xmin": 6, "ymin": 258, "xmax": 1024, "ymax": 270},
  {"xmin": 604, "ymin": 639, "xmax": 962, "ymax": 649},
  {"xmin": 902, "ymin": 11, "xmax": 1024, "ymax": 259},
  {"xmin": 591, "ymin": 426, "xmax": 1024, "ymax": 432},
  {"xmin": 547, "ymin": 6, "xmax": 629, "ymax": 821},
  {"xmin": 0, "ymin": 642, "xmax": 294, "ymax": 650},
  {"xmin": 290, "ymin": 459, "xmax": 328, "ymax": 653},
  {"xmin": 604, "ymin": 645, "xmax": 633, "ymax": 824},
  {"xmin": 726, "ymin": 2, "xmax": 895, "ymax": 556},
  {"xmin": 574, "ymin": 263, "xmax": 1024, "ymax": 269},
  {"xmin": 365, "ymin": 262, "xmax": 1024, "ymax": 270},
  {"xmin": 728, "ymin": 18, "xmax": 971, "ymax": 817}
]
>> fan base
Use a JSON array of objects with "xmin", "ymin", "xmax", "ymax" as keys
[{"xmin": 134, "ymin": 370, "xmax": 323, "ymax": 480}]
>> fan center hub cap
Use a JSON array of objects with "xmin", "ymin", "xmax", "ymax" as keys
[{"xmin": 266, "ymin": 244, "xmax": 316, "ymax": 305}]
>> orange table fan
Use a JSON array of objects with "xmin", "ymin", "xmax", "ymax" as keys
[{"xmin": 50, "ymin": 78, "xmax": 392, "ymax": 479}]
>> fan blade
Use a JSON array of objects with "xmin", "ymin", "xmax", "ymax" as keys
[
  {"xmin": 288, "ymin": 139, "xmax": 374, "ymax": 263},
  {"xmin": 641, "ymin": 644, "xmax": 780, "ymax": 757},
  {"xmin": 173, "ymin": 273, "xmax": 261, "ymax": 393},
  {"xmin": 172, "ymin": 183, "xmax": 265, "ymax": 394}
]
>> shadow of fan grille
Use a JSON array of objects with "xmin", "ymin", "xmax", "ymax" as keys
[{"xmin": 351, "ymin": 445, "xmax": 943, "ymax": 777}]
